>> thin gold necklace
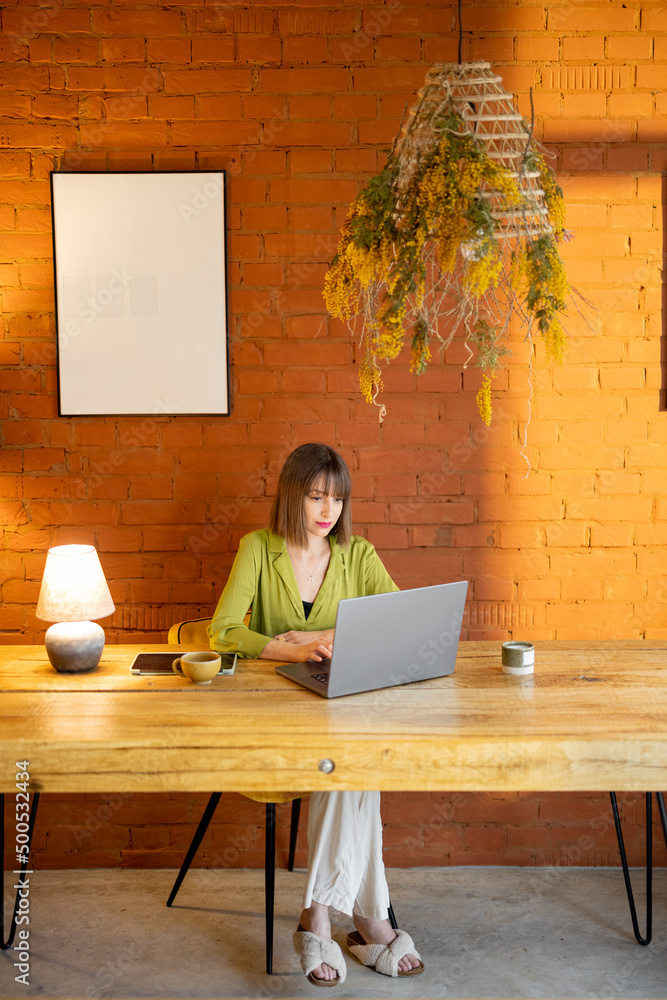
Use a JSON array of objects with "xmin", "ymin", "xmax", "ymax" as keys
[{"xmin": 290, "ymin": 546, "xmax": 327, "ymax": 583}]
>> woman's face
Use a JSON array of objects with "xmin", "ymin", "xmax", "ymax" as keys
[{"xmin": 302, "ymin": 478, "xmax": 344, "ymax": 542}]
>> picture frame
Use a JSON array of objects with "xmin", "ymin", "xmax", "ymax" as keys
[{"xmin": 50, "ymin": 171, "xmax": 230, "ymax": 417}]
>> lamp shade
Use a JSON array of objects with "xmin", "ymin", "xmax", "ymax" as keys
[{"xmin": 36, "ymin": 544, "xmax": 115, "ymax": 623}]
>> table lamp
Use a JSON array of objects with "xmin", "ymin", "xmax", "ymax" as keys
[{"xmin": 36, "ymin": 544, "xmax": 115, "ymax": 673}]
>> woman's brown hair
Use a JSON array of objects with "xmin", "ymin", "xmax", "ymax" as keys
[{"xmin": 269, "ymin": 443, "xmax": 352, "ymax": 548}]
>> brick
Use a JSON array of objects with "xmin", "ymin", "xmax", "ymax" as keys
[
  {"xmin": 609, "ymin": 93, "xmax": 653, "ymax": 120},
  {"xmin": 609, "ymin": 146, "xmax": 650, "ymax": 172},
  {"xmin": 237, "ymin": 36, "xmax": 281, "ymax": 64},
  {"xmin": 637, "ymin": 119, "xmax": 667, "ymax": 142},
  {"xmin": 264, "ymin": 233, "xmax": 337, "ymax": 258},
  {"xmin": 283, "ymin": 36, "xmax": 328, "ymax": 64},
  {"xmin": 53, "ymin": 38, "xmax": 99, "ymax": 63},
  {"xmin": 353, "ymin": 66, "xmax": 427, "ymax": 93},
  {"xmin": 562, "ymin": 36, "xmax": 605, "ymax": 62},
  {"xmin": 103, "ymin": 95, "xmax": 147, "ymax": 120},
  {"xmin": 163, "ymin": 69, "xmax": 252, "ymax": 94},
  {"xmin": 279, "ymin": 8, "xmax": 358, "ymax": 34},
  {"xmin": 609, "ymin": 35, "xmax": 652, "ymax": 60},
  {"xmin": 93, "ymin": 8, "xmax": 181, "ymax": 35},
  {"xmin": 0, "ymin": 96, "xmax": 32, "ymax": 118},
  {"xmin": 66, "ymin": 67, "xmax": 161, "ymax": 93},
  {"xmin": 3, "ymin": 5, "xmax": 91, "ymax": 34},
  {"xmin": 563, "ymin": 93, "xmax": 607, "ymax": 119},
  {"xmin": 171, "ymin": 121, "xmax": 261, "ymax": 146},
  {"xmin": 543, "ymin": 118, "xmax": 633, "ymax": 144},
  {"xmin": 550, "ymin": 5, "xmax": 635, "ymax": 30},
  {"xmin": 270, "ymin": 178, "xmax": 357, "ymax": 204},
  {"xmin": 147, "ymin": 38, "xmax": 192, "ymax": 64},
  {"xmin": 100, "ymin": 37, "xmax": 146, "ymax": 63},
  {"xmin": 0, "ymin": 122, "xmax": 76, "ymax": 149},
  {"xmin": 79, "ymin": 122, "xmax": 169, "ymax": 147},
  {"xmin": 288, "ymin": 95, "xmax": 332, "ymax": 120},
  {"xmin": 0, "ymin": 36, "xmax": 29, "ymax": 61},
  {"xmin": 599, "ymin": 367, "xmax": 645, "ymax": 390},
  {"xmin": 28, "ymin": 38, "xmax": 53, "ymax": 63},
  {"xmin": 145, "ymin": 96, "xmax": 194, "ymax": 121},
  {"xmin": 0, "ymin": 65, "xmax": 50, "ymax": 93},
  {"xmin": 191, "ymin": 36, "xmax": 235, "ymax": 64},
  {"xmin": 0, "ymin": 152, "xmax": 30, "ymax": 177}
]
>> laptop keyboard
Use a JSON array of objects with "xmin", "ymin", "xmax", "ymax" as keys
[{"xmin": 311, "ymin": 672, "xmax": 329, "ymax": 685}]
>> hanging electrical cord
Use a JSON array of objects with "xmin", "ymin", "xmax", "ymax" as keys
[{"xmin": 457, "ymin": 0, "xmax": 463, "ymax": 64}]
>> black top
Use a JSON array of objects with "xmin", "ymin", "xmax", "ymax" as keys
[{"xmin": 302, "ymin": 600, "xmax": 314, "ymax": 620}]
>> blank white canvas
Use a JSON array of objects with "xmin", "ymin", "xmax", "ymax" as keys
[{"xmin": 51, "ymin": 171, "xmax": 229, "ymax": 416}]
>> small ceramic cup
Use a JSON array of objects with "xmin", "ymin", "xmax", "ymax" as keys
[
  {"xmin": 501, "ymin": 641, "xmax": 535, "ymax": 675},
  {"xmin": 172, "ymin": 651, "xmax": 221, "ymax": 684}
]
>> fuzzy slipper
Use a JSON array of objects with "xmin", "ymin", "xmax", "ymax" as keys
[
  {"xmin": 293, "ymin": 925, "xmax": 347, "ymax": 987},
  {"xmin": 346, "ymin": 929, "xmax": 425, "ymax": 977}
]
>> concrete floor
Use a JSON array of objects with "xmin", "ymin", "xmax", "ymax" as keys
[{"xmin": 1, "ymin": 867, "xmax": 665, "ymax": 998}]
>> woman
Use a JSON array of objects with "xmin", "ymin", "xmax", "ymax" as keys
[{"xmin": 209, "ymin": 443, "xmax": 423, "ymax": 986}]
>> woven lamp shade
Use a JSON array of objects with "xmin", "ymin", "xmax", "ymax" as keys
[{"xmin": 396, "ymin": 61, "xmax": 551, "ymax": 242}]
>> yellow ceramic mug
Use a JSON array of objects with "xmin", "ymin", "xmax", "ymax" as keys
[{"xmin": 172, "ymin": 651, "xmax": 221, "ymax": 684}]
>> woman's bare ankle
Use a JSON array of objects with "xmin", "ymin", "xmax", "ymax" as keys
[
  {"xmin": 352, "ymin": 913, "xmax": 395, "ymax": 945},
  {"xmin": 300, "ymin": 902, "xmax": 331, "ymax": 940}
]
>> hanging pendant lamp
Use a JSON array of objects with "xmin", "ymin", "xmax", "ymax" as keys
[{"xmin": 323, "ymin": 1, "xmax": 574, "ymax": 441}]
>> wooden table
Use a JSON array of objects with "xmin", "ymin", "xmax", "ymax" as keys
[{"xmin": 1, "ymin": 639, "xmax": 667, "ymax": 794}]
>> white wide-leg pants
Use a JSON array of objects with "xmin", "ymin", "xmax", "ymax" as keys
[{"xmin": 302, "ymin": 790, "xmax": 390, "ymax": 919}]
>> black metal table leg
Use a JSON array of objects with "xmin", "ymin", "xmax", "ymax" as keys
[
  {"xmin": 610, "ymin": 791, "xmax": 652, "ymax": 946},
  {"xmin": 167, "ymin": 792, "xmax": 221, "ymax": 907},
  {"xmin": 288, "ymin": 797, "xmax": 301, "ymax": 872},
  {"xmin": 657, "ymin": 792, "xmax": 667, "ymax": 848},
  {"xmin": 1, "ymin": 791, "xmax": 40, "ymax": 950},
  {"xmin": 265, "ymin": 802, "xmax": 276, "ymax": 975}
]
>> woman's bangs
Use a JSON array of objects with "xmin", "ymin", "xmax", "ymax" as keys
[{"xmin": 308, "ymin": 466, "xmax": 350, "ymax": 500}]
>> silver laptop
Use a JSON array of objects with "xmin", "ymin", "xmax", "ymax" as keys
[{"xmin": 275, "ymin": 580, "xmax": 468, "ymax": 698}]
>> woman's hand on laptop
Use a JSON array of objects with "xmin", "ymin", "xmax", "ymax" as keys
[
  {"xmin": 260, "ymin": 634, "xmax": 334, "ymax": 663},
  {"xmin": 296, "ymin": 637, "xmax": 334, "ymax": 662},
  {"xmin": 276, "ymin": 629, "xmax": 334, "ymax": 646}
]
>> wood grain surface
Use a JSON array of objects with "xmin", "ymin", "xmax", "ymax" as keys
[{"xmin": 1, "ymin": 641, "xmax": 666, "ymax": 794}]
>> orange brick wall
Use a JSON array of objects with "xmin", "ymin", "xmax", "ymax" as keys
[{"xmin": 2, "ymin": 0, "xmax": 667, "ymax": 870}]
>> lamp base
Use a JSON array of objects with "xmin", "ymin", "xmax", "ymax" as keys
[{"xmin": 45, "ymin": 621, "xmax": 105, "ymax": 673}]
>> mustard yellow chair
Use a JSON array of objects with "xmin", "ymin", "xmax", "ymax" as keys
[{"xmin": 165, "ymin": 616, "xmax": 304, "ymax": 974}]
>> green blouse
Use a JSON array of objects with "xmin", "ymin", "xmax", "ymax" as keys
[{"xmin": 208, "ymin": 529, "xmax": 399, "ymax": 658}]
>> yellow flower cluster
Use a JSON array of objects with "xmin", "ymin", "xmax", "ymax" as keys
[
  {"xmin": 372, "ymin": 313, "xmax": 405, "ymax": 361},
  {"xmin": 323, "ymin": 251, "xmax": 356, "ymax": 319},
  {"xmin": 476, "ymin": 374, "xmax": 493, "ymax": 425},
  {"xmin": 323, "ymin": 194, "xmax": 396, "ymax": 320},
  {"xmin": 463, "ymin": 245, "xmax": 503, "ymax": 298},
  {"xmin": 410, "ymin": 337, "xmax": 431, "ymax": 376},
  {"xmin": 418, "ymin": 136, "xmax": 486, "ymax": 273},
  {"xmin": 483, "ymin": 160, "xmax": 521, "ymax": 204},
  {"xmin": 526, "ymin": 237, "xmax": 568, "ymax": 362},
  {"xmin": 345, "ymin": 236, "xmax": 394, "ymax": 290},
  {"xmin": 359, "ymin": 352, "xmax": 383, "ymax": 404},
  {"xmin": 537, "ymin": 157, "xmax": 566, "ymax": 242}
]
